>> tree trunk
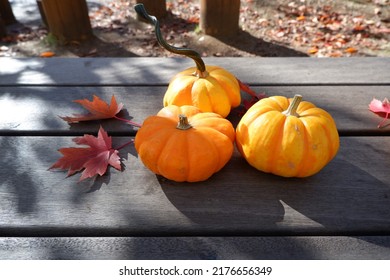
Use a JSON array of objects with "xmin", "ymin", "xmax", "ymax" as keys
[
  {"xmin": 200, "ymin": 0, "xmax": 240, "ymax": 37},
  {"xmin": 41, "ymin": 0, "xmax": 93, "ymax": 43},
  {"xmin": 0, "ymin": 0, "xmax": 17, "ymax": 25},
  {"xmin": 136, "ymin": 0, "xmax": 166, "ymax": 21}
]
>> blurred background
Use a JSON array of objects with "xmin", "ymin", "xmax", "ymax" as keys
[{"xmin": 1, "ymin": 0, "xmax": 389, "ymax": 58}]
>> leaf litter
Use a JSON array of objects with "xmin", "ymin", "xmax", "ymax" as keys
[{"xmin": 1, "ymin": 0, "xmax": 389, "ymax": 57}]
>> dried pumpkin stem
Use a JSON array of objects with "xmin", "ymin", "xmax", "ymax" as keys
[
  {"xmin": 134, "ymin": 3, "xmax": 207, "ymax": 73},
  {"xmin": 176, "ymin": 114, "xmax": 192, "ymax": 130},
  {"xmin": 283, "ymin": 94, "xmax": 302, "ymax": 117}
]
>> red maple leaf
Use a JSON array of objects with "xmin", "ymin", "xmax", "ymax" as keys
[
  {"xmin": 49, "ymin": 126, "xmax": 121, "ymax": 181},
  {"xmin": 237, "ymin": 78, "xmax": 266, "ymax": 110},
  {"xmin": 235, "ymin": 78, "xmax": 266, "ymax": 116},
  {"xmin": 237, "ymin": 78, "xmax": 258, "ymax": 98},
  {"xmin": 61, "ymin": 95, "xmax": 123, "ymax": 123},
  {"xmin": 369, "ymin": 97, "xmax": 390, "ymax": 128}
]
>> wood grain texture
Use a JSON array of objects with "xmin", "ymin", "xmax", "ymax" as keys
[
  {"xmin": 1, "ymin": 58, "xmax": 390, "ymax": 86},
  {"xmin": 0, "ymin": 86, "xmax": 389, "ymax": 135},
  {"xmin": 1, "ymin": 57, "xmax": 389, "ymax": 258},
  {"xmin": 41, "ymin": 0, "xmax": 93, "ymax": 42},
  {"xmin": 0, "ymin": 136, "xmax": 389, "ymax": 236},
  {"xmin": 1, "ymin": 236, "xmax": 389, "ymax": 260},
  {"xmin": 200, "ymin": 0, "xmax": 240, "ymax": 37}
]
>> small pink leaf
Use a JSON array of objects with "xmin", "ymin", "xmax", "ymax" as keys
[{"xmin": 369, "ymin": 97, "xmax": 390, "ymax": 128}]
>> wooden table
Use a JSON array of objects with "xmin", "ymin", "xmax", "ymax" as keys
[{"xmin": 0, "ymin": 57, "xmax": 389, "ymax": 259}]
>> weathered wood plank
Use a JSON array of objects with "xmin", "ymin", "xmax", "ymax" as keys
[
  {"xmin": 0, "ymin": 136, "xmax": 389, "ymax": 236},
  {"xmin": 1, "ymin": 57, "xmax": 389, "ymax": 86},
  {"xmin": 0, "ymin": 86, "xmax": 388, "ymax": 135},
  {"xmin": 1, "ymin": 236, "xmax": 389, "ymax": 260}
]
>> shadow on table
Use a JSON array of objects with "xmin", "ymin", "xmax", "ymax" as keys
[
  {"xmin": 159, "ymin": 154, "xmax": 390, "ymax": 234},
  {"xmin": 156, "ymin": 137, "xmax": 390, "ymax": 258}
]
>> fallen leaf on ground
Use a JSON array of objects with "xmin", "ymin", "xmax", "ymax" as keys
[
  {"xmin": 49, "ymin": 126, "xmax": 121, "ymax": 181},
  {"xmin": 369, "ymin": 97, "xmax": 390, "ymax": 128},
  {"xmin": 40, "ymin": 51, "xmax": 55, "ymax": 57},
  {"xmin": 308, "ymin": 47, "xmax": 319, "ymax": 54},
  {"xmin": 345, "ymin": 47, "xmax": 358, "ymax": 53},
  {"xmin": 61, "ymin": 95, "xmax": 123, "ymax": 123}
]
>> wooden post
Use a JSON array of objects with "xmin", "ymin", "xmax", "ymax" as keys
[
  {"xmin": 36, "ymin": 0, "xmax": 48, "ymax": 28},
  {"xmin": 0, "ymin": 14, "xmax": 7, "ymax": 38},
  {"xmin": 135, "ymin": 0, "xmax": 166, "ymax": 21},
  {"xmin": 0, "ymin": 0, "xmax": 17, "ymax": 25},
  {"xmin": 200, "ymin": 0, "xmax": 241, "ymax": 37},
  {"xmin": 41, "ymin": 0, "xmax": 93, "ymax": 43}
]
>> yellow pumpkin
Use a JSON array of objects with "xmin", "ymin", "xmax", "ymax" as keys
[
  {"xmin": 134, "ymin": 105, "xmax": 235, "ymax": 182},
  {"xmin": 134, "ymin": 3, "xmax": 241, "ymax": 117},
  {"xmin": 163, "ymin": 65, "xmax": 241, "ymax": 117},
  {"xmin": 236, "ymin": 95, "xmax": 339, "ymax": 177}
]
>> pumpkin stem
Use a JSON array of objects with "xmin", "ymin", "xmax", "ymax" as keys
[
  {"xmin": 283, "ymin": 94, "xmax": 302, "ymax": 117},
  {"xmin": 176, "ymin": 114, "xmax": 192, "ymax": 130},
  {"xmin": 134, "ymin": 4, "xmax": 207, "ymax": 74}
]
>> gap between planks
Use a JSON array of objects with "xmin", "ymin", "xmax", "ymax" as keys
[
  {"xmin": 1, "ymin": 129, "xmax": 389, "ymax": 137},
  {"xmin": 1, "ymin": 226, "xmax": 389, "ymax": 238},
  {"xmin": 2, "ymin": 83, "xmax": 390, "ymax": 87}
]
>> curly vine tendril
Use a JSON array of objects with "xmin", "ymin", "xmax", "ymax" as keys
[{"xmin": 134, "ymin": 3, "xmax": 206, "ymax": 73}]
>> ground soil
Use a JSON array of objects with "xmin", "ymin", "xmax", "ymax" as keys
[{"xmin": 1, "ymin": 0, "xmax": 390, "ymax": 58}]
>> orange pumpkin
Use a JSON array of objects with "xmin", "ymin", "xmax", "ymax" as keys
[
  {"xmin": 236, "ymin": 95, "xmax": 339, "ymax": 177},
  {"xmin": 134, "ymin": 3, "xmax": 241, "ymax": 118},
  {"xmin": 134, "ymin": 105, "xmax": 235, "ymax": 182}
]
